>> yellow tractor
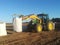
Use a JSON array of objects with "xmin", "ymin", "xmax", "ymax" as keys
[{"xmin": 22, "ymin": 14, "xmax": 54, "ymax": 32}]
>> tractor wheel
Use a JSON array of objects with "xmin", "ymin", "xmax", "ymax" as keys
[
  {"xmin": 48, "ymin": 21, "xmax": 55, "ymax": 31},
  {"xmin": 36, "ymin": 24, "xmax": 42, "ymax": 32}
]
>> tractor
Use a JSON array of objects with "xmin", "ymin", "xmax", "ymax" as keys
[{"xmin": 22, "ymin": 14, "xmax": 54, "ymax": 32}]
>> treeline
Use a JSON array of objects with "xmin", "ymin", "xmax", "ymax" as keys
[{"xmin": 52, "ymin": 18, "xmax": 60, "ymax": 22}]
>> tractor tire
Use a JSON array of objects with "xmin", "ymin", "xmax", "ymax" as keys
[
  {"xmin": 36, "ymin": 24, "xmax": 42, "ymax": 32},
  {"xmin": 48, "ymin": 21, "xmax": 55, "ymax": 31}
]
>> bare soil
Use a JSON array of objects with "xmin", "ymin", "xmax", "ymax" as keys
[
  {"xmin": 3, "ymin": 23, "xmax": 60, "ymax": 45},
  {"xmin": 0, "ymin": 31, "xmax": 60, "ymax": 45}
]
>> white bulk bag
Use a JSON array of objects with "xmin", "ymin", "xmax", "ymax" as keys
[
  {"xmin": 0, "ymin": 22, "xmax": 7, "ymax": 36},
  {"xmin": 13, "ymin": 17, "xmax": 22, "ymax": 32}
]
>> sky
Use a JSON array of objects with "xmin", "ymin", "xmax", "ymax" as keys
[{"xmin": 0, "ymin": 0, "xmax": 60, "ymax": 23}]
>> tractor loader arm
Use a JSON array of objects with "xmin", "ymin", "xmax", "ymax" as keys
[{"xmin": 22, "ymin": 14, "xmax": 42, "ymax": 24}]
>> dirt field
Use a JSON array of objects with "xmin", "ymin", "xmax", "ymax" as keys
[
  {"xmin": 2, "ymin": 23, "xmax": 59, "ymax": 45},
  {"xmin": 0, "ymin": 31, "xmax": 60, "ymax": 45}
]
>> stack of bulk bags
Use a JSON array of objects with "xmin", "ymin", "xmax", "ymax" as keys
[
  {"xmin": 13, "ymin": 17, "xmax": 22, "ymax": 32},
  {"xmin": 0, "ymin": 22, "xmax": 7, "ymax": 36}
]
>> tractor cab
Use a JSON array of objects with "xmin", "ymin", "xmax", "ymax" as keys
[{"xmin": 37, "ymin": 14, "xmax": 49, "ymax": 24}]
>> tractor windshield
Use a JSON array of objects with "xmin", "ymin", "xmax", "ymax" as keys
[{"xmin": 37, "ymin": 14, "xmax": 48, "ymax": 23}]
